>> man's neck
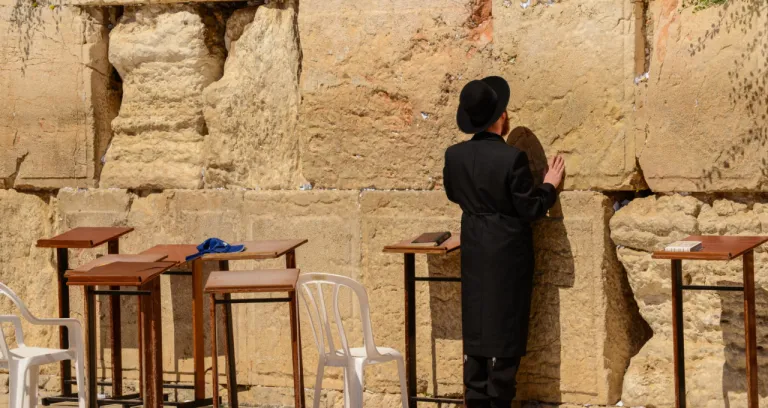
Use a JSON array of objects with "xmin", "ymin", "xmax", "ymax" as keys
[{"xmin": 484, "ymin": 128, "xmax": 505, "ymax": 140}]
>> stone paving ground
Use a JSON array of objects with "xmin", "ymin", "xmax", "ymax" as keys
[{"xmin": 0, "ymin": 400, "xmax": 634, "ymax": 408}]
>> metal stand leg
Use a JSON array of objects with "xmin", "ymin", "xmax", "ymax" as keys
[
  {"xmin": 56, "ymin": 248, "xmax": 73, "ymax": 397},
  {"xmin": 289, "ymin": 290, "xmax": 306, "ymax": 408},
  {"xmin": 286, "ymin": 250, "xmax": 305, "ymax": 408},
  {"xmin": 85, "ymin": 286, "xmax": 98, "ymax": 408},
  {"xmin": 192, "ymin": 259, "xmax": 206, "ymax": 400},
  {"xmin": 107, "ymin": 240, "xmax": 123, "ymax": 397},
  {"xmin": 743, "ymin": 251, "xmax": 758, "ymax": 408},
  {"xmin": 671, "ymin": 259, "xmax": 686, "ymax": 408},
  {"xmin": 219, "ymin": 260, "xmax": 238, "ymax": 408},
  {"xmin": 210, "ymin": 294, "xmax": 220, "ymax": 408},
  {"xmin": 404, "ymin": 253, "xmax": 417, "ymax": 408},
  {"xmin": 139, "ymin": 279, "xmax": 163, "ymax": 407}
]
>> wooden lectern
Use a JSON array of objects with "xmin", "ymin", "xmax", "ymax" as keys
[{"xmin": 653, "ymin": 235, "xmax": 768, "ymax": 408}]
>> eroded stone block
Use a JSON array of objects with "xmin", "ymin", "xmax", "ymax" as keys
[
  {"xmin": 611, "ymin": 195, "xmax": 768, "ymax": 407},
  {"xmin": 100, "ymin": 5, "xmax": 226, "ymax": 189},
  {"xmin": 202, "ymin": 1, "xmax": 304, "ymax": 189}
]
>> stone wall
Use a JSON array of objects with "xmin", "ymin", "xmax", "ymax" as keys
[
  {"xmin": 2, "ymin": 0, "xmax": 767, "ymax": 405},
  {"xmin": 0, "ymin": 189, "xmax": 642, "ymax": 407}
]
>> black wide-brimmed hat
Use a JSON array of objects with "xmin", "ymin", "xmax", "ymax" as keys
[{"xmin": 456, "ymin": 76, "xmax": 510, "ymax": 134}]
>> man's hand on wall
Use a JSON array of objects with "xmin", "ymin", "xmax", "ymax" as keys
[{"xmin": 543, "ymin": 155, "xmax": 565, "ymax": 188}]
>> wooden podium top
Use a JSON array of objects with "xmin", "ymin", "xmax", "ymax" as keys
[
  {"xmin": 203, "ymin": 239, "xmax": 308, "ymax": 261},
  {"xmin": 37, "ymin": 227, "xmax": 134, "ymax": 249},
  {"xmin": 141, "ymin": 245, "xmax": 198, "ymax": 264},
  {"xmin": 652, "ymin": 235, "xmax": 768, "ymax": 261},
  {"xmin": 141, "ymin": 239, "xmax": 308, "ymax": 264},
  {"xmin": 383, "ymin": 235, "xmax": 461, "ymax": 255},
  {"xmin": 204, "ymin": 269, "xmax": 300, "ymax": 294},
  {"xmin": 65, "ymin": 261, "xmax": 176, "ymax": 286},
  {"xmin": 73, "ymin": 254, "xmax": 168, "ymax": 272}
]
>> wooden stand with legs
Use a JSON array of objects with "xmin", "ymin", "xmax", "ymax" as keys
[
  {"xmin": 384, "ymin": 235, "xmax": 461, "ymax": 407},
  {"xmin": 142, "ymin": 239, "xmax": 307, "ymax": 407},
  {"xmin": 36, "ymin": 227, "xmax": 134, "ymax": 407},
  {"xmin": 653, "ymin": 235, "xmax": 767, "ymax": 408},
  {"xmin": 205, "ymin": 268, "xmax": 305, "ymax": 408}
]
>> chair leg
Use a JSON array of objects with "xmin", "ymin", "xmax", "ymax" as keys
[
  {"xmin": 75, "ymin": 357, "xmax": 87, "ymax": 408},
  {"xmin": 395, "ymin": 357, "xmax": 409, "ymax": 408},
  {"xmin": 24, "ymin": 365, "xmax": 38, "ymax": 408},
  {"xmin": 9, "ymin": 362, "xmax": 20, "ymax": 408},
  {"xmin": 312, "ymin": 361, "xmax": 325, "ymax": 408},
  {"xmin": 344, "ymin": 360, "xmax": 364, "ymax": 408},
  {"xmin": 10, "ymin": 361, "xmax": 29, "ymax": 408}
]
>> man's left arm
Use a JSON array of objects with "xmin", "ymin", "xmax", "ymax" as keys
[{"xmin": 508, "ymin": 152, "xmax": 558, "ymax": 221}]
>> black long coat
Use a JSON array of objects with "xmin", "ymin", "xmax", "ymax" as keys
[{"xmin": 443, "ymin": 132, "xmax": 557, "ymax": 357}]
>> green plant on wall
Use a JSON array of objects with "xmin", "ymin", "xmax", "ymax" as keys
[{"xmin": 681, "ymin": 0, "xmax": 728, "ymax": 12}]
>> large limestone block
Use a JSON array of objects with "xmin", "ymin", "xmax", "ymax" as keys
[
  {"xmin": 519, "ymin": 192, "xmax": 646, "ymax": 404},
  {"xmin": 0, "ymin": 5, "xmax": 118, "ymax": 189},
  {"xmin": 202, "ymin": 2, "xmax": 303, "ymax": 189},
  {"xmin": 299, "ymin": 0, "xmax": 493, "ymax": 189},
  {"xmin": 493, "ymin": 0, "xmax": 641, "ymax": 191},
  {"xmin": 54, "ymin": 189, "xmax": 360, "ymax": 390},
  {"xmin": 636, "ymin": 0, "xmax": 768, "ymax": 192},
  {"xmin": 611, "ymin": 195, "xmax": 768, "ymax": 407},
  {"xmin": 361, "ymin": 191, "xmax": 645, "ymax": 404},
  {"xmin": 0, "ymin": 190, "xmax": 56, "ymax": 372},
  {"xmin": 100, "ymin": 5, "xmax": 225, "ymax": 189}
]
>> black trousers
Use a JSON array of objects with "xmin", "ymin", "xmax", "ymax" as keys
[{"xmin": 464, "ymin": 355, "xmax": 521, "ymax": 408}]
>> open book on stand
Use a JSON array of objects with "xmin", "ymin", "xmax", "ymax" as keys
[
  {"xmin": 664, "ymin": 240, "xmax": 703, "ymax": 252},
  {"xmin": 410, "ymin": 232, "xmax": 452, "ymax": 247}
]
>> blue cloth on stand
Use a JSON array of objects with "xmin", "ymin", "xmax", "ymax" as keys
[{"xmin": 185, "ymin": 238, "xmax": 245, "ymax": 262}]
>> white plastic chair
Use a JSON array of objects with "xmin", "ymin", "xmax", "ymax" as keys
[
  {"xmin": 298, "ymin": 273, "xmax": 408, "ymax": 408},
  {"xmin": 0, "ymin": 282, "xmax": 86, "ymax": 408}
]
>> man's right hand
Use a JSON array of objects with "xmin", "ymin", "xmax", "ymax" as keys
[{"xmin": 543, "ymin": 155, "xmax": 565, "ymax": 188}]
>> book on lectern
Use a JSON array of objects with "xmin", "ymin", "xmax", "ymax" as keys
[
  {"xmin": 664, "ymin": 240, "xmax": 703, "ymax": 252},
  {"xmin": 411, "ymin": 232, "xmax": 451, "ymax": 247}
]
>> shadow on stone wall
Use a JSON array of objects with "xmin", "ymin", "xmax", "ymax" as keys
[
  {"xmin": 720, "ymin": 281, "xmax": 768, "ymax": 406},
  {"xmin": 507, "ymin": 126, "xmax": 549, "ymax": 188},
  {"xmin": 522, "ymin": 217, "xmax": 575, "ymax": 403}
]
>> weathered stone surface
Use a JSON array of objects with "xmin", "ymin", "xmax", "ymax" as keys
[
  {"xmin": 361, "ymin": 191, "xmax": 645, "ymax": 404},
  {"xmin": 520, "ymin": 192, "xmax": 646, "ymax": 404},
  {"xmin": 611, "ymin": 194, "xmax": 768, "ymax": 407},
  {"xmin": 636, "ymin": 0, "xmax": 768, "ymax": 192},
  {"xmin": 299, "ymin": 0, "xmax": 492, "ymax": 189},
  {"xmin": 202, "ymin": 1, "xmax": 304, "ymax": 189},
  {"xmin": 495, "ymin": 0, "xmax": 641, "ymax": 191},
  {"xmin": 0, "ymin": 4, "xmax": 118, "ymax": 189},
  {"xmin": 100, "ymin": 5, "xmax": 225, "ymax": 189},
  {"xmin": 0, "ymin": 190, "xmax": 56, "ymax": 372}
]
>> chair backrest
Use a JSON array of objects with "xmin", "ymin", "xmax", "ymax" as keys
[
  {"xmin": 297, "ymin": 273, "xmax": 381, "ymax": 359},
  {"xmin": 0, "ymin": 283, "xmax": 30, "ymax": 360}
]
